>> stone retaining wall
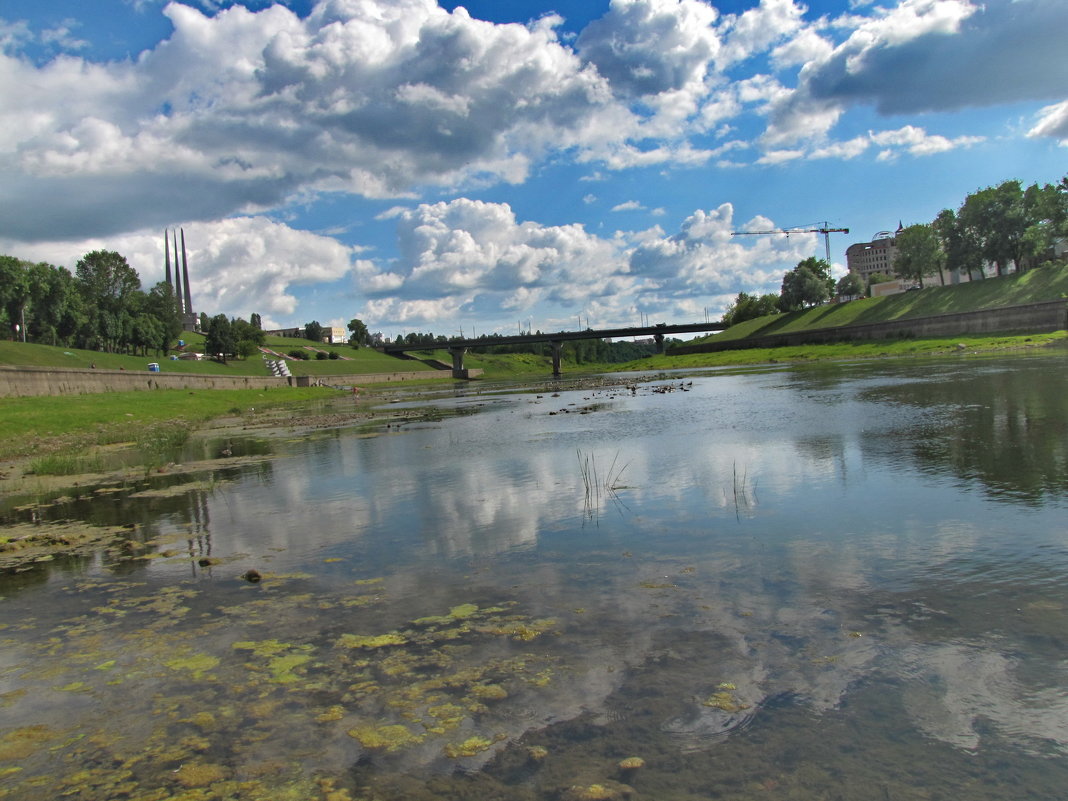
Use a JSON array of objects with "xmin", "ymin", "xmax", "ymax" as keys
[
  {"xmin": 669, "ymin": 300, "xmax": 1068, "ymax": 355},
  {"xmin": 0, "ymin": 366, "xmax": 444, "ymax": 398}
]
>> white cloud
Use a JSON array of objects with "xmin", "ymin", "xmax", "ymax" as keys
[
  {"xmin": 870, "ymin": 125, "xmax": 984, "ymax": 158},
  {"xmin": 796, "ymin": 0, "xmax": 1068, "ymax": 117},
  {"xmin": 1027, "ymin": 100, "xmax": 1068, "ymax": 146},
  {"xmin": 0, "ymin": 0, "xmax": 633, "ymax": 242},
  {"xmin": 629, "ymin": 202, "xmax": 817, "ymax": 298},
  {"xmin": 612, "ymin": 200, "xmax": 645, "ymax": 212}
]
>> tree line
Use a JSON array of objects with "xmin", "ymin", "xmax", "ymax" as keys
[
  {"xmin": 387, "ymin": 329, "xmax": 660, "ymax": 364},
  {"xmin": 723, "ymin": 174, "xmax": 1068, "ymax": 327},
  {"xmin": 0, "ymin": 250, "xmax": 186, "ymax": 355}
]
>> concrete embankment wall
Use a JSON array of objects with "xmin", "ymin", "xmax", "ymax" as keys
[
  {"xmin": 669, "ymin": 300, "xmax": 1068, "ymax": 355},
  {"xmin": 0, "ymin": 367, "xmax": 443, "ymax": 398}
]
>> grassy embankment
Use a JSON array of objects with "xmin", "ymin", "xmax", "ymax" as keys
[
  {"xmin": 0, "ymin": 333, "xmax": 436, "ymax": 376},
  {"xmin": 626, "ymin": 264, "xmax": 1068, "ymax": 370}
]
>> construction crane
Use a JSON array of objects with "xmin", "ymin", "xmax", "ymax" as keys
[{"xmin": 732, "ymin": 224, "xmax": 849, "ymax": 264}]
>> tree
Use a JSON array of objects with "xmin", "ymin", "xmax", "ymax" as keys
[
  {"xmin": 894, "ymin": 224, "xmax": 946, "ymax": 288},
  {"xmin": 204, "ymin": 314, "xmax": 236, "ymax": 364},
  {"xmin": 304, "ymin": 320, "xmax": 323, "ymax": 342},
  {"xmin": 0, "ymin": 255, "xmax": 30, "ymax": 340},
  {"xmin": 778, "ymin": 262, "xmax": 830, "ymax": 311},
  {"xmin": 347, "ymin": 318, "xmax": 369, "ymax": 347},
  {"xmin": 250, "ymin": 312, "xmax": 262, "ymax": 330},
  {"xmin": 835, "ymin": 272, "xmax": 864, "ymax": 299},
  {"xmin": 721, "ymin": 292, "xmax": 779, "ymax": 327},
  {"xmin": 75, "ymin": 250, "xmax": 141, "ymax": 351},
  {"xmin": 145, "ymin": 282, "xmax": 183, "ymax": 354},
  {"xmin": 934, "ymin": 208, "xmax": 984, "ymax": 281},
  {"xmin": 959, "ymin": 180, "xmax": 1027, "ymax": 276},
  {"xmin": 231, "ymin": 317, "xmax": 265, "ymax": 358}
]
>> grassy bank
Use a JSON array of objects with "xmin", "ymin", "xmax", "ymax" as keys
[
  {"xmin": 0, "ymin": 336, "xmax": 434, "ymax": 376},
  {"xmin": 0, "ymin": 385, "xmax": 336, "ymax": 461},
  {"xmin": 702, "ymin": 264, "xmax": 1068, "ymax": 345},
  {"xmin": 623, "ymin": 331, "xmax": 1067, "ymax": 371}
]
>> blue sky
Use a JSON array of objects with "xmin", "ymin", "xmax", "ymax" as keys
[{"xmin": 1, "ymin": 0, "xmax": 1065, "ymax": 338}]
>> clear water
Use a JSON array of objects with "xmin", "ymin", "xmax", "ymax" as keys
[{"xmin": 1, "ymin": 355, "xmax": 1067, "ymax": 800}]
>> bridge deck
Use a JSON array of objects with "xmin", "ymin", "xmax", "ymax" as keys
[{"xmin": 381, "ymin": 322, "xmax": 726, "ymax": 353}]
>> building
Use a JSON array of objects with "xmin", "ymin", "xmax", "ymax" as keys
[
  {"xmin": 846, "ymin": 230, "xmax": 899, "ymax": 285},
  {"xmin": 323, "ymin": 326, "xmax": 347, "ymax": 345},
  {"xmin": 264, "ymin": 327, "xmax": 302, "ymax": 339}
]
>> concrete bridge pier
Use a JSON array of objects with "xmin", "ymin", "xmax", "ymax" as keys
[
  {"xmin": 550, "ymin": 340, "xmax": 563, "ymax": 377},
  {"xmin": 449, "ymin": 346, "xmax": 468, "ymax": 378}
]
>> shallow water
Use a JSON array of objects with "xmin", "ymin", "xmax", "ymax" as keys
[{"xmin": 2, "ymin": 355, "xmax": 1067, "ymax": 800}]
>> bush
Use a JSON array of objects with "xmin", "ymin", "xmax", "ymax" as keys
[
  {"xmin": 328, "ymin": 351, "xmax": 340, "ymax": 360},
  {"xmin": 316, "ymin": 351, "xmax": 328, "ymax": 360},
  {"xmin": 287, "ymin": 350, "xmax": 305, "ymax": 360}
]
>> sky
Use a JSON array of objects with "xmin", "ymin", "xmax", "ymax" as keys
[{"xmin": 1, "ymin": 0, "xmax": 1065, "ymax": 338}]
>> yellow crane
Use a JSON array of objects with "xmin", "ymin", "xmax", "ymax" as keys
[{"xmin": 731, "ymin": 224, "xmax": 849, "ymax": 264}]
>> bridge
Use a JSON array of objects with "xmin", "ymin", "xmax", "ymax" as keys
[{"xmin": 381, "ymin": 322, "xmax": 728, "ymax": 378}]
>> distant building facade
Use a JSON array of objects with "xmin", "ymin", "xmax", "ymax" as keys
[
  {"xmin": 322, "ymin": 326, "xmax": 347, "ymax": 344},
  {"xmin": 846, "ymin": 229, "xmax": 899, "ymax": 285},
  {"xmin": 264, "ymin": 327, "xmax": 302, "ymax": 339}
]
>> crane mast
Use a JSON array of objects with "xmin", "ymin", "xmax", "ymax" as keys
[{"xmin": 731, "ymin": 225, "xmax": 849, "ymax": 263}]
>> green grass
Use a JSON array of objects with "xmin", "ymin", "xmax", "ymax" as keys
[
  {"xmin": 622, "ymin": 331, "xmax": 1068, "ymax": 371},
  {"xmin": 0, "ymin": 335, "xmax": 437, "ymax": 377},
  {"xmin": 701, "ymin": 264, "xmax": 1068, "ymax": 345},
  {"xmin": 0, "ymin": 386, "xmax": 336, "ymax": 460}
]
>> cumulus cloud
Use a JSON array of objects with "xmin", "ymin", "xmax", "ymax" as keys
[
  {"xmin": 0, "ymin": 0, "xmax": 632, "ymax": 242},
  {"xmin": 346, "ymin": 198, "xmax": 823, "ymax": 329},
  {"xmin": 1028, "ymin": 100, "xmax": 1068, "ymax": 146},
  {"xmin": 629, "ymin": 203, "xmax": 817, "ymax": 299},
  {"xmin": 770, "ymin": 0, "xmax": 1068, "ymax": 146},
  {"xmin": 362, "ymin": 198, "xmax": 633, "ymax": 326}
]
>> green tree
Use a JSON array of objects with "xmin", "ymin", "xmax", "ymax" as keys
[
  {"xmin": 835, "ymin": 272, "xmax": 864, "ymax": 299},
  {"xmin": 145, "ymin": 282, "xmax": 183, "ymax": 354},
  {"xmin": 250, "ymin": 312, "xmax": 262, "ymax": 330},
  {"xmin": 0, "ymin": 255, "xmax": 31, "ymax": 341},
  {"xmin": 778, "ymin": 261, "xmax": 831, "ymax": 311},
  {"xmin": 894, "ymin": 224, "xmax": 946, "ymax": 288},
  {"xmin": 721, "ymin": 292, "xmax": 779, "ymax": 327},
  {"xmin": 75, "ymin": 250, "xmax": 141, "ymax": 351},
  {"xmin": 204, "ymin": 314, "xmax": 236, "ymax": 364},
  {"xmin": 231, "ymin": 317, "xmax": 265, "ymax": 358},
  {"xmin": 304, "ymin": 320, "xmax": 323, "ymax": 342},
  {"xmin": 347, "ymin": 318, "xmax": 369, "ymax": 347},
  {"xmin": 959, "ymin": 180, "xmax": 1027, "ymax": 276},
  {"xmin": 934, "ymin": 208, "xmax": 984, "ymax": 281}
]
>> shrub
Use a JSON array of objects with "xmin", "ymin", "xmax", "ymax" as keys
[
  {"xmin": 316, "ymin": 351, "xmax": 328, "ymax": 360},
  {"xmin": 328, "ymin": 351, "xmax": 340, "ymax": 360},
  {"xmin": 287, "ymin": 350, "xmax": 305, "ymax": 360}
]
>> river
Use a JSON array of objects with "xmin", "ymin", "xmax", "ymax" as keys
[{"xmin": 1, "ymin": 353, "xmax": 1066, "ymax": 800}]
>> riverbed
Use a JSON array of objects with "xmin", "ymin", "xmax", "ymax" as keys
[{"xmin": 1, "ymin": 355, "xmax": 1066, "ymax": 800}]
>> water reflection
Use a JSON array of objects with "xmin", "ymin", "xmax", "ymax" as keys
[{"xmin": 2, "ymin": 356, "xmax": 1067, "ymax": 799}]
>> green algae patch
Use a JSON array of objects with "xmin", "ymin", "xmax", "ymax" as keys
[
  {"xmin": 268, "ymin": 652, "xmax": 313, "ymax": 684},
  {"xmin": 347, "ymin": 723, "xmax": 423, "ymax": 751},
  {"xmin": 448, "ymin": 603, "xmax": 479, "ymax": 619},
  {"xmin": 337, "ymin": 633, "xmax": 407, "ymax": 649},
  {"xmin": 0, "ymin": 724, "xmax": 58, "ymax": 761},
  {"xmin": 172, "ymin": 760, "xmax": 229, "ymax": 787},
  {"xmin": 232, "ymin": 638, "xmax": 293, "ymax": 657},
  {"xmin": 443, "ymin": 735, "xmax": 494, "ymax": 758},
  {"xmin": 164, "ymin": 652, "xmax": 220, "ymax": 680},
  {"xmin": 0, "ymin": 521, "xmax": 134, "ymax": 571}
]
